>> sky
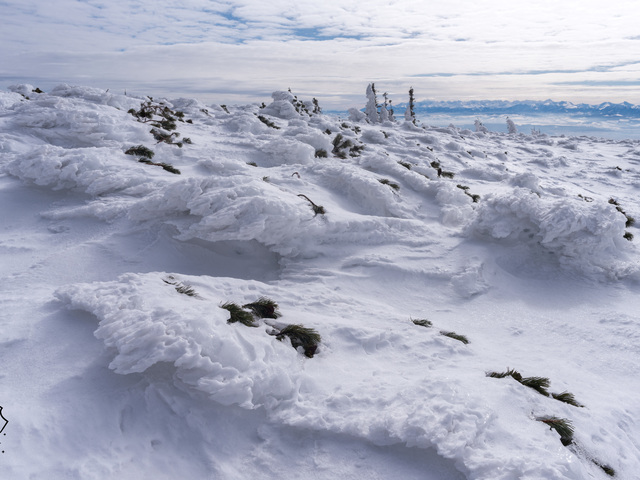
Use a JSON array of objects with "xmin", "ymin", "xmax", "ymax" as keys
[{"xmin": 2, "ymin": 0, "xmax": 640, "ymax": 109}]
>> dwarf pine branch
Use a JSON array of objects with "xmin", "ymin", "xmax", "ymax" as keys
[
  {"xmin": 220, "ymin": 302, "xmax": 257, "ymax": 327},
  {"xmin": 242, "ymin": 297, "xmax": 282, "ymax": 319},
  {"xmin": 257, "ymin": 115, "xmax": 280, "ymax": 129},
  {"xmin": 440, "ymin": 331, "xmax": 469, "ymax": 344},
  {"xmin": 125, "ymin": 145, "xmax": 155, "ymax": 159},
  {"xmin": 536, "ymin": 416, "xmax": 574, "ymax": 446},
  {"xmin": 163, "ymin": 276, "xmax": 198, "ymax": 297},
  {"xmin": 272, "ymin": 324, "xmax": 322, "ymax": 358},
  {"xmin": 298, "ymin": 194, "xmax": 326, "ymax": 216},
  {"xmin": 378, "ymin": 178, "xmax": 400, "ymax": 191},
  {"xmin": 551, "ymin": 391, "xmax": 584, "ymax": 408},
  {"xmin": 412, "ymin": 318, "xmax": 432, "ymax": 327}
]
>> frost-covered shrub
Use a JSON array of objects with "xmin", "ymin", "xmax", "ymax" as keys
[
  {"xmin": 260, "ymin": 90, "xmax": 318, "ymax": 120},
  {"xmin": 506, "ymin": 117, "xmax": 517, "ymax": 134},
  {"xmin": 259, "ymin": 91, "xmax": 301, "ymax": 119},
  {"xmin": 331, "ymin": 133, "xmax": 364, "ymax": 158}
]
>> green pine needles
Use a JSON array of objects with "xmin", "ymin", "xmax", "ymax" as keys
[
  {"xmin": 219, "ymin": 295, "xmax": 322, "ymax": 357},
  {"xmin": 551, "ymin": 391, "xmax": 585, "ymax": 408},
  {"xmin": 487, "ymin": 368, "xmax": 583, "ymax": 406},
  {"xmin": 412, "ymin": 318, "xmax": 433, "ymax": 327},
  {"xmin": 536, "ymin": 416, "xmax": 574, "ymax": 446},
  {"xmin": 379, "ymin": 178, "xmax": 400, "ymax": 191},
  {"xmin": 242, "ymin": 297, "xmax": 282, "ymax": 319},
  {"xmin": 272, "ymin": 324, "xmax": 322, "ymax": 358},
  {"xmin": 175, "ymin": 284, "xmax": 197, "ymax": 297},
  {"xmin": 162, "ymin": 276, "xmax": 198, "ymax": 297},
  {"xmin": 609, "ymin": 198, "xmax": 635, "ymax": 240},
  {"xmin": 520, "ymin": 376, "xmax": 551, "ymax": 396},
  {"xmin": 220, "ymin": 301, "xmax": 258, "ymax": 327},
  {"xmin": 331, "ymin": 133, "xmax": 364, "ymax": 158},
  {"xmin": 536, "ymin": 415, "xmax": 615, "ymax": 475},
  {"xmin": 487, "ymin": 369, "xmax": 549, "ymax": 396},
  {"xmin": 440, "ymin": 331, "xmax": 469, "ymax": 344},
  {"xmin": 592, "ymin": 460, "xmax": 616, "ymax": 477},
  {"xmin": 437, "ymin": 168, "xmax": 455, "ymax": 179},
  {"xmin": 125, "ymin": 145, "xmax": 155, "ymax": 159},
  {"xmin": 138, "ymin": 159, "xmax": 181, "ymax": 175}
]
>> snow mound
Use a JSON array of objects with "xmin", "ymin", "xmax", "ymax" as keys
[
  {"xmin": 468, "ymin": 188, "xmax": 636, "ymax": 278},
  {"xmin": 55, "ymin": 274, "xmax": 302, "ymax": 409}
]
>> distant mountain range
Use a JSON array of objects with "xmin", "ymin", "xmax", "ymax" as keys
[{"xmin": 393, "ymin": 99, "xmax": 640, "ymax": 118}]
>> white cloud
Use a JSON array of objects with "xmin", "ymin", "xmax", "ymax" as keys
[{"xmin": 2, "ymin": 0, "xmax": 640, "ymax": 108}]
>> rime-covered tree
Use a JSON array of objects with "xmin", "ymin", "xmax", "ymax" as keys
[
  {"xmin": 475, "ymin": 119, "xmax": 489, "ymax": 133},
  {"xmin": 404, "ymin": 87, "xmax": 416, "ymax": 125},
  {"xmin": 365, "ymin": 83, "xmax": 380, "ymax": 123},
  {"xmin": 380, "ymin": 92, "xmax": 392, "ymax": 122},
  {"xmin": 506, "ymin": 117, "xmax": 517, "ymax": 134}
]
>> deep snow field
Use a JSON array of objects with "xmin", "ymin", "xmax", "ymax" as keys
[{"xmin": 1, "ymin": 84, "xmax": 639, "ymax": 479}]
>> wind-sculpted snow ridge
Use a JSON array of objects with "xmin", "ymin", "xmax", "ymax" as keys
[
  {"xmin": 468, "ymin": 188, "xmax": 635, "ymax": 279},
  {"xmin": 55, "ymin": 274, "xmax": 303, "ymax": 409},
  {"xmin": 56, "ymin": 272, "xmax": 594, "ymax": 480}
]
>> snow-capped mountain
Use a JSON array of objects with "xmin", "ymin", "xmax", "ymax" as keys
[{"xmin": 396, "ymin": 99, "xmax": 640, "ymax": 118}]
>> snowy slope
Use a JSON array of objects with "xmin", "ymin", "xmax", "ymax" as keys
[{"xmin": 1, "ymin": 84, "xmax": 639, "ymax": 479}]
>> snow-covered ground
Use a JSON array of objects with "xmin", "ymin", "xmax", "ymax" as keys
[{"xmin": 1, "ymin": 84, "xmax": 639, "ymax": 479}]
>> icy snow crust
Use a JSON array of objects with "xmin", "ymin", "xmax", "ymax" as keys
[{"xmin": 2, "ymin": 85, "xmax": 640, "ymax": 479}]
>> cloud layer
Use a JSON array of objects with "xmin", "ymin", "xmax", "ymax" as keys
[{"xmin": 2, "ymin": 0, "xmax": 639, "ymax": 108}]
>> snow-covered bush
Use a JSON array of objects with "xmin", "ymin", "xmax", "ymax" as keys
[
  {"xmin": 259, "ymin": 91, "xmax": 301, "ymax": 120},
  {"xmin": 506, "ymin": 117, "xmax": 518, "ymax": 134}
]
